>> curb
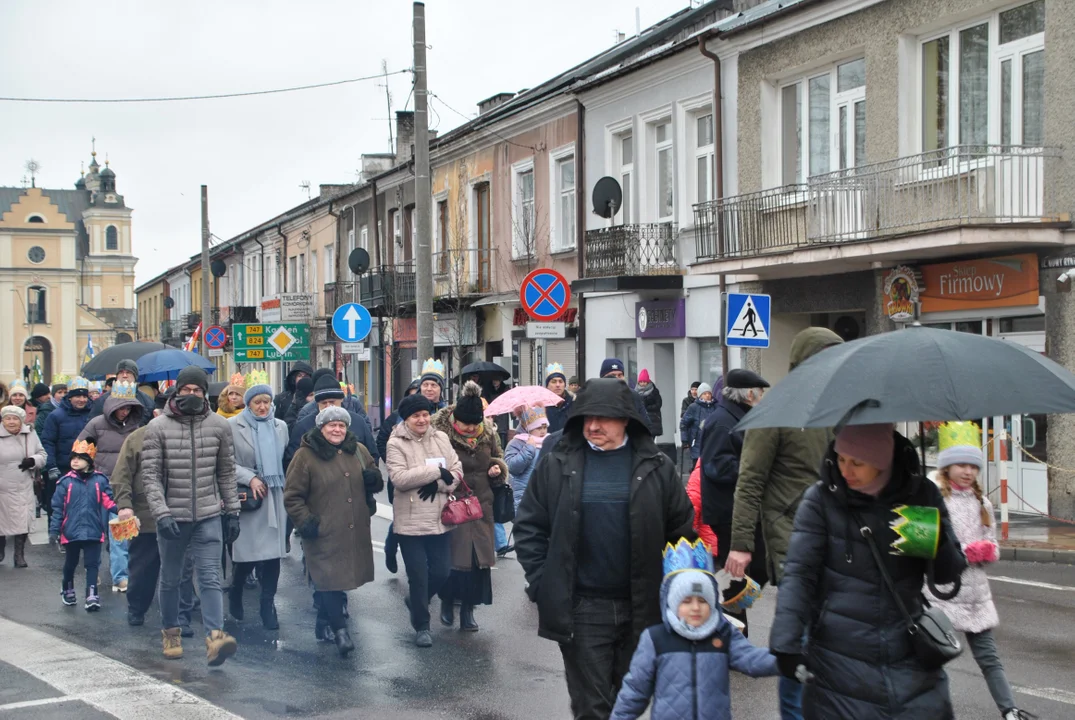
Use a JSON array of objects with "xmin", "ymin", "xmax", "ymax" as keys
[{"xmin": 999, "ymin": 546, "xmax": 1075, "ymax": 565}]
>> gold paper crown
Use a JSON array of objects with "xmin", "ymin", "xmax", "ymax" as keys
[
  {"xmin": 112, "ymin": 380, "xmax": 137, "ymax": 400},
  {"xmin": 71, "ymin": 440, "xmax": 97, "ymax": 459},
  {"xmin": 421, "ymin": 358, "xmax": 445, "ymax": 379},
  {"xmin": 244, "ymin": 369, "xmax": 269, "ymax": 388},
  {"xmin": 52, "ymin": 373, "xmax": 70, "ymax": 385},
  {"xmin": 230, "ymin": 372, "xmax": 246, "ymax": 388},
  {"xmin": 938, "ymin": 421, "xmax": 981, "ymax": 452}
]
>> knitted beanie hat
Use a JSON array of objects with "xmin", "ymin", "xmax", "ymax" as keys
[
  {"xmin": 834, "ymin": 423, "xmax": 895, "ymax": 471},
  {"xmin": 453, "ymin": 381, "xmax": 484, "ymax": 425},
  {"xmin": 316, "ymin": 405, "xmax": 351, "ymax": 428},
  {"xmin": 666, "ymin": 570, "xmax": 717, "ymax": 611},
  {"xmin": 398, "ymin": 393, "xmax": 434, "ymax": 421}
]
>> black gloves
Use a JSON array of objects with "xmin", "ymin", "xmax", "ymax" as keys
[
  {"xmin": 299, "ymin": 515, "xmax": 320, "ymax": 539},
  {"xmin": 438, "ymin": 467, "xmax": 455, "ymax": 485},
  {"xmin": 222, "ymin": 514, "xmax": 241, "ymax": 544},
  {"xmin": 18, "ymin": 458, "xmax": 35, "ymax": 471},
  {"xmin": 363, "ymin": 468, "xmax": 384, "ymax": 494},
  {"xmin": 417, "ymin": 481, "xmax": 439, "ymax": 502},
  {"xmin": 157, "ymin": 516, "xmax": 181, "ymax": 541},
  {"xmin": 773, "ymin": 653, "xmax": 813, "ymax": 683}
]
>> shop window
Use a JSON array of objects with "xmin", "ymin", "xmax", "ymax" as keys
[
  {"xmin": 611, "ymin": 340, "xmax": 638, "ymax": 384},
  {"xmin": 698, "ymin": 339, "xmax": 723, "ymax": 388},
  {"xmin": 999, "ymin": 315, "xmax": 1045, "ymax": 332}
]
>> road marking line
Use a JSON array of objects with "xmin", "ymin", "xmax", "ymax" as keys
[
  {"xmin": 0, "ymin": 616, "xmax": 243, "ymax": 719},
  {"xmin": 0, "ymin": 696, "xmax": 76, "ymax": 710},
  {"xmin": 989, "ymin": 575, "xmax": 1075, "ymax": 592},
  {"xmin": 376, "ymin": 502, "xmax": 393, "ymax": 521},
  {"xmin": 1013, "ymin": 685, "xmax": 1075, "ymax": 706}
]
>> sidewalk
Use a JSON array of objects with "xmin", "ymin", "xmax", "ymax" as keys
[{"xmin": 998, "ymin": 513, "xmax": 1075, "ymax": 564}]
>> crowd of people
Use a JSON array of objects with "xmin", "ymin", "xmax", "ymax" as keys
[{"xmin": 0, "ymin": 342, "xmax": 1036, "ymax": 720}]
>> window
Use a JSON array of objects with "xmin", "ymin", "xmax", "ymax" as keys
[
  {"xmin": 106, "ymin": 225, "xmax": 118, "ymax": 250},
  {"xmin": 512, "ymin": 162, "xmax": 535, "ymax": 259},
  {"xmin": 27, "ymin": 215, "xmax": 44, "ymax": 223},
  {"xmin": 359, "ymin": 225, "xmax": 368, "ymax": 252},
  {"xmin": 325, "ymin": 245, "xmax": 335, "ymax": 284},
  {"xmin": 551, "ymin": 151, "xmax": 575, "ymax": 252},
  {"xmin": 408, "ymin": 206, "xmax": 417, "ymax": 263},
  {"xmin": 698, "ymin": 340, "xmax": 723, "ymax": 387},
  {"xmin": 436, "ymin": 200, "xmax": 449, "ymax": 273},
  {"xmin": 347, "ymin": 228, "xmax": 355, "ymax": 259},
  {"xmin": 921, "ymin": 1, "xmax": 1044, "ymax": 153},
  {"xmin": 310, "ymin": 249, "xmax": 318, "ymax": 293},
  {"xmin": 287, "ymin": 256, "xmax": 297, "ymax": 292},
  {"xmin": 27, "ymin": 286, "xmax": 46, "ymax": 324},
  {"xmin": 781, "ymin": 58, "xmax": 866, "ymax": 184},
  {"xmin": 611, "ymin": 340, "xmax": 638, "ymax": 384},
  {"xmin": 619, "ymin": 133, "xmax": 634, "ymax": 223},
  {"xmin": 695, "ymin": 113, "xmax": 715, "ymax": 204},
  {"xmin": 654, "ymin": 121, "xmax": 674, "ymax": 221}
]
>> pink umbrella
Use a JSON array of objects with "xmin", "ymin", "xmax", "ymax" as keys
[{"xmin": 484, "ymin": 385, "xmax": 566, "ymax": 417}]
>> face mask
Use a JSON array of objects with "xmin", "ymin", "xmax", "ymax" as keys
[{"xmin": 176, "ymin": 394, "xmax": 205, "ymax": 416}]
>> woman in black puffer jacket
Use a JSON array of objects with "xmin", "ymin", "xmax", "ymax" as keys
[{"xmin": 770, "ymin": 423, "xmax": 966, "ymax": 720}]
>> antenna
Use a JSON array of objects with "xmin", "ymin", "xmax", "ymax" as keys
[
  {"xmin": 379, "ymin": 59, "xmax": 395, "ymax": 153},
  {"xmin": 299, "ymin": 180, "xmax": 312, "ymax": 199},
  {"xmin": 24, "ymin": 159, "xmax": 40, "ymax": 188}
]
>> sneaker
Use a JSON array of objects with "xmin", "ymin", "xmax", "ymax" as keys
[
  {"xmin": 415, "ymin": 630, "xmax": 433, "ymax": 648},
  {"xmin": 61, "ymin": 587, "xmax": 77, "ymax": 606},
  {"xmin": 84, "ymin": 587, "xmax": 101, "ymax": 612},
  {"xmin": 113, "ymin": 579, "xmax": 128, "ymax": 593},
  {"xmin": 1004, "ymin": 710, "xmax": 1038, "ymax": 720},
  {"xmin": 162, "ymin": 628, "xmax": 183, "ymax": 659},
  {"xmin": 128, "ymin": 611, "xmax": 144, "ymax": 626},
  {"xmin": 205, "ymin": 630, "xmax": 238, "ymax": 667}
]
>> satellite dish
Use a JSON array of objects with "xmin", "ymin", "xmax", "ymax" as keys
[
  {"xmin": 348, "ymin": 248, "xmax": 370, "ymax": 275},
  {"xmin": 163, "ymin": 297, "xmax": 175, "ymax": 309},
  {"xmin": 592, "ymin": 176, "xmax": 623, "ymax": 219},
  {"xmin": 210, "ymin": 259, "xmax": 227, "ymax": 277}
]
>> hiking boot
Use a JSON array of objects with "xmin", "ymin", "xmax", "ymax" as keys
[
  {"xmin": 128, "ymin": 611, "xmax": 144, "ymax": 626},
  {"xmin": 162, "ymin": 628, "xmax": 183, "ymax": 659},
  {"xmin": 13, "ymin": 535, "xmax": 27, "ymax": 568},
  {"xmin": 459, "ymin": 605, "xmax": 479, "ymax": 632},
  {"xmin": 113, "ymin": 579, "xmax": 128, "ymax": 593},
  {"xmin": 415, "ymin": 630, "xmax": 433, "ymax": 648},
  {"xmin": 334, "ymin": 628, "xmax": 355, "ymax": 657},
  {"xmin": 84, "ymin": 587, "xmax": 101, "ymax": 612},
  {"xmin": 61, "ymin": 585, "xmax": 76, "ymax": 606},
  {"xmin": 439, "ymin": 599, "xmax": 455, "ymax": 627},
  {"xmin": 205, "ymin": 630, "xmax": 237, "ymax": 667}
]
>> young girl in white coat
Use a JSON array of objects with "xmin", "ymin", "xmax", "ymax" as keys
[{"xmin": 926, "ymin": 422, "xmax": 1034, "ymax": 720}]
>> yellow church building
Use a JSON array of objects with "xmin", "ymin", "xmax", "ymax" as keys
[{"xmin": 0, "ymin": 150, "xmax": 137, "ymax": 384}]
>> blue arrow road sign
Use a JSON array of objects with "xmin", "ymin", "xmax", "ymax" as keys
[
  {"xmin": 332, "ymin": 303, "xmax": 372, "ymax": 343},
  {"xmin": 725, "ymin": 293, "xmax": 771, "ymax": 349}
]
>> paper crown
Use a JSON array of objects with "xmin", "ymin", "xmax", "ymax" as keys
[
  {"xmin": 90, "ymin": 381, "xmax": 103, "ymax": 392},
  {"xmin": 662, "ymin": 538, "xmax": 715, "ymax": 577},
  {"xmin": 52, "ymin": 373, "xmax": 70, "ymax": 385},
  {"xmin": 230, "ymin": 372, "xmax": 246, "ymax": 388},
  {"xmin": 938, "ymin": 421, "xmax": 981, "ymax": 451},
  {"xmin": 8, "ymin": 380, "xmax": 27, "ymax": 394},
  {"xmin": 71, "ymin": 439, "xmax": 97, "ymax": 459},
  {"xmin": 67, "ymin": 376, "xmax": 90, "ymax": 391},
  {"xmin": 111, "ymin": 380, "xmax": 138, "ymax": 401},
  {"xmin": 421, "ymin": 358, "xmax": 445, "ymax": 379},
  {"xmin": 545, "ymin": 362, "xmax": 566, "ymax": 380},
  {"xmin": 244, "ymin": 369, "xmax": 269, "ymax": 388}
]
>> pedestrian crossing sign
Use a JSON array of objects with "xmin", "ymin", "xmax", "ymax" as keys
[{"xmin": 725, "ymin": 293, "xmax": 771, "ymax": 348}]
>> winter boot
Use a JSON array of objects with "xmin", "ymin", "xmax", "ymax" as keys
[
  {"xmin": 205, "ymin": 630, "xmax": 238, "ymax": 667},
  {"xmin": 13, "ymin": 535, "xmax": 27, "ymax": 568},
  {"xmin": 315, "ymin": 617, "xmax": 335, "ymax": 642},
  {"xmin": 0, "ymin": 536, "xmax": 5, "ymax": 563},
  {"xmin": 334, "ymin": 627, "xmax": 355, "ymax": 657},
  {"xmin": 84, "ymin": 586, "xmax": 101, "ymax": 612},
  {"xmin": 61, "ymin": 583, "xmax": 76, "ymax": 606},
  {"xmin": 415, "ymin": 630, "xmax": 433, "ymax": 648},
  {"xmin": 260, "ymin": 597, "xmax": 279, "ymax": 631},
  {"xmin": 439, "ymin": 599, "xmax": 455, "ymax": 627},
  {"xmin": 161, "ymin": 628, "xmax": 183, "ymax": 659},
  {"xmin": 228, "ymin": 583, "xmax": 244, "ymax": 621},
  {"xmin": 459, "ymin": 605, "xmax": 479, "ymax": 632}
]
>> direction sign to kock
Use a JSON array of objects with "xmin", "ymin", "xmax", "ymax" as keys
[
  {"xmin": 233, "ymin": 323, "xmax": 310, "ymax": 362},
  {"xmin": 521, "ymin": 268, "xmax": 571, "ymax": 322},
  {"xmin": 332, "ymin": 303, "xmax": 373, "ymax": 343}
]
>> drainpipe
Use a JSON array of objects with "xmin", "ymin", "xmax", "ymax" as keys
[
  {"xmin": 370, "ymin": 180, "xmax": 387, "ymax": 423},
  {"xmin": 699, "ymin": 35, "xmax": 728, "ymax": 383},
  {"xmin": 575, "ymin": 100, "xmax": 587, "ymax": 380}
]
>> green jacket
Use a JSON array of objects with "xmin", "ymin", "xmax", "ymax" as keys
[
  {"xmin": 109, "ymin": 425, "xmax": 155, "ymax": 534},
  {"xmin": 730, "ymin": 327, "xmax": 843, "ymax": 584}
]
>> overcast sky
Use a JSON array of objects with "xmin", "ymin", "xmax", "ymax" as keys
[{"xmin": 1, "ymin": 0, "xmax": 690, "ymax": 286}]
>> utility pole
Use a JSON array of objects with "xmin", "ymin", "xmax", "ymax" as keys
[
  {"xmin": 200, "ymin": 185, "xmax": 211, "ymax": 357},
  {"xmin": 413, "ymin": 2, "xmax": 434, "ymax": 363}
]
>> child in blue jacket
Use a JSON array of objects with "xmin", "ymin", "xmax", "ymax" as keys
[
  {"xmin": 49, "ymin": 440, "xmax": 117, "ymax": 611},
  {"xmin": 611, "ymin": 565, "xmax": 779, "ymax": 720}
]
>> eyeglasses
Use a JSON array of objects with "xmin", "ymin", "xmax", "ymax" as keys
[{"xmin": 178, "ymin": 386, "xmax": 205, "ymax": 397}]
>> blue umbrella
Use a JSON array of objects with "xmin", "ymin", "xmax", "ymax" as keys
[{"xmin": 136, "ymin": 349, "xmax": 217, "ymax": 382}]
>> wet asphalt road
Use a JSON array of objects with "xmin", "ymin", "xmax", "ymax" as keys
[{"xmin": 1, "ymin": 494, "xmax": 1074, "ymax": 719}]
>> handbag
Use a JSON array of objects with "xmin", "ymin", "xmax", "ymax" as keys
[
  {"xmin": 492, "ymin": 483, "xmax": 515, "ymax": 523},
  {"xmin": 858, "ymin": 520, "xmax": 962, "ymax": 670},
  {"xmin": 236, "ymin": 482, "xmax": 263, "ymax": 513},
  {"xmin": 441, "ymin": 478, "xmax": 484, "ymax": 526}
]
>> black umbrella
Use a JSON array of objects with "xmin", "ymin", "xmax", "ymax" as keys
[
  {"xmin": 452, "ymin": 361, "xmax": 511, "ymax": 384},
  {"xmin": 81, "ymin": 341, "xmax": 168, "ymax": 380},
  {"xmin": 736, "ymin": 325, "xmax": 1075, "ymax": 431}
]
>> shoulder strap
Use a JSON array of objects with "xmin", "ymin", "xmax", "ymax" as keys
[{"xmin": 853, "ymin": 511, "xmax": 914, "ymax": 626}]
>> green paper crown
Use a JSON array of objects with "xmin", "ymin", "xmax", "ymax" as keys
[
  {"xmin": 889, "ymin": 504, "xmax": 941, "ymax": 559},
  {"xmin": 938, "ymin": 421, "xmax": 981, "ymax": 452}
]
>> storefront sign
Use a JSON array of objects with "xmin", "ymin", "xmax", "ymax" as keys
[
  {"xmin": 513, "ymin": 307, "xmax": 577, "ymax": 326},
  {"xmin": 635, "ymin": 299, "xmax": 685, "ymax": 339},
  {"xmin": 919, "ymin": 253, "xmax": 1038, "ymax": 313},
  {"xmin": 882, "ymin": 266, "xmax": 921, "ymax": 321},
  {"xmin": 260, "ymin": 293, "xmax": 314, "ymax": 323},
  {"xmin": 1041, "ymin": 254, "xmax": 1075, "ymax": 269}
]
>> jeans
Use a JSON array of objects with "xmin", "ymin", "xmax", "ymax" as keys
[
  {"xmin": 158, "ymin": 518, "xmax": 223, "ymax": 636},
  {"xmin": 62, "ymin": 540, "xmax": 102, "ymax": 591},
  {"xmin": 397, "ymin": 533, "xmax": 451, "ymax": 631},
  {"xmin": 559, "ymin": 596, "xmax": 635, "ymax": 720},
  {"xmin": 177, "ymin": 548, "xmax": 200, "ymax": 629},
  {"xmin": 778, "ymin": 676, "xmax": 803, "ymax": 720},
  {"xmin": 494, "ymin": 523, "xmax": 508, "ymax": 550},
  {"xmin": 315, "ymin": 590, "xmax": 348, "ymax": 631},
  {"xmin": 966, "ymin": 629, "xmax": 1016, "ymax": 711},
  {"xmin": 109, "ymin": 538, "xmax": 129, "ymax": 584}
]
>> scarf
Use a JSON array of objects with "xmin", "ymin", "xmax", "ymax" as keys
[
  {"xmin": 242, "ymin": 407, "xmax": 285, "ymax": 488},
  {"xmin": 304, "ymin": 425, "xmax": 359, "ymax": 461},
  {"xmin": 452, "ymin": 420, "xmax": 484, "ymax": 448}
]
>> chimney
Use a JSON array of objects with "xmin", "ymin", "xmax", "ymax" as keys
[
  {"xmin": 395, "ymin": 110, "xmax": 415, "ymax": 165},
  {"xmin": 359, "ymin": 153, "xmax": 396, "ymax": 182},
  {"xmin": 477, "ymin": 92, "xmax": 515, "ymax": 116}
]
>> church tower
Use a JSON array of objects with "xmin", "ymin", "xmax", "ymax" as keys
[{"xmin": 81, "ymin": 147, "xmax": 137, "ymax": 316}]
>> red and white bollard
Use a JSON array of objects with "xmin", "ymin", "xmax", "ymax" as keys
[{"xmin": 995, "ymin": 434, "xmax": 1009, "ymax": 541}]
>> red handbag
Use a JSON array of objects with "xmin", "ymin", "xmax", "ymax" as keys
[{"xmin": 440, "ymin": 478, "xmax": 484, "ymax": 526}]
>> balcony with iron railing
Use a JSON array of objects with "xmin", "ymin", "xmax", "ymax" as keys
[
  {"xmin": 160, "ymin": 320, "xmax": 182, "ymax": 347},
  {"xmin": 694, "ymin": 145, "xmax": 1066, "ymax": 262},
  {"xmin": 359, "ymin": 264, "xmax": 416, "ymax": 311},
  {"xmin": 324, "ymin": 281, "xmax": 358, "ymax": 311},
  {"xmin": 576, "ymin": 222, "xmax": 684, "ymax": 292},
  {"xmin": 432, "ymin": 247, "xmax": 498, "ymax": 298}
]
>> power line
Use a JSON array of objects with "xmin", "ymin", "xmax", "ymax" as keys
[
  {"xmin": 429, "ymin": 91, "xmax": 537, "ymax": 151},
  {"xmin": 0, "ymin": 69, "xmax": 413, "ymax": 104}
]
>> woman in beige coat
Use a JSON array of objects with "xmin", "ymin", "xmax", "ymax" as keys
[
  {"xmin": 0, "ymin": 406, "xmax": 46, "ymax": 567},
  {"xmin": 385, "ymin": 393, "xmax": 462, "ymax": 648}
]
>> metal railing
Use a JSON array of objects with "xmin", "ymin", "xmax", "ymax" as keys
[
  {"xmin": 359, "ymin": 264, "xmax": 416, "ymax": 308},
  {"xmin": 695, "ymin": 145, "xmax": 1063, "ymax": 260},
  {"xmin": 432, "ymin": 247, "xmax": 498, "ymax": 296},
  {"xmin": 584, "ymin": 223, "xmax": 679, "ymax": 277},
  {"xmin": 324, "ymin": 282, "xmax": 358, "ymax": 310},
  {"xmin": 229, "ymin": 306, "xmax": 259, "ymax": 324}
]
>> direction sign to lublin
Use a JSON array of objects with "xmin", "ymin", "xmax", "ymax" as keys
[{"xmin": 233, "ymin": 323, "xmax": 310, "ymax": 362}]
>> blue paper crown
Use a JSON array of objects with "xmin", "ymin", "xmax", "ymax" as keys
[
  {"xmin": 68, "ymin": 376, "xmax": 90, "ymax": 391},
  {"xmin": 545, "ymin": 362, "xmax": 565, "ymax": 379},
  {"xmin": 662, "ymin": 538, "xmax": 715, "ymax": 577},
  {"xmin": 111, "ymin": 380, "xmax": 137, "ymax": 400},
  {"xmin": 421, "ymin": 358, "xmax": 445, "ymax": 379}
]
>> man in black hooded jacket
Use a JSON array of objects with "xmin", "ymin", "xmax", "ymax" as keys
[
  {"xmin": 273, "ymin": 362, "xmax": 313, "ymax": 421},
  {"xmin": 515, "ymin": 378, "xmax": 694, "ymax": 720}
]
